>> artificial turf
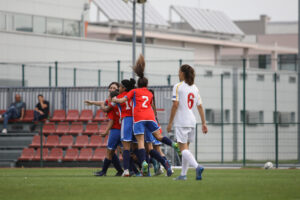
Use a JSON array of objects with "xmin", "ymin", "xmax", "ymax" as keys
[{"xmin": 0, "ymin": 168, "xmax": 299, "ymax": 200}]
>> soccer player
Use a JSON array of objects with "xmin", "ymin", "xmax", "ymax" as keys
[
  {"xmin": 167, "ymin": 64, "xmax": 208, "ymax": 181},
  {"xmin": 84, "ymin": 81, "xmax": 123, "ymax": 176},
  {"xmin": 112, "ymin": 55, "xmax": 180, "ymax": 176},
  {"xmin": 94, "ymin": 90, "xmax": 124, "ymax": 176}
]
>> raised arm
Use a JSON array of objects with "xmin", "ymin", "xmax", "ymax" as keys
[
  {"xmin": 112, "ymin": 97, "xmax": 127, "ymax": 104},
  {"xmin": 84, "ymin": 100, "xmax": 105, "ymax": 107}
]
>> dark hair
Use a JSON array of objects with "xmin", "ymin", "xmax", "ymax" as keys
[
  {"xmin": 133, "ymin": 54, "xmax": 148, "ymax": 88},
  {"xmin": 180, "ymin": 64, "xmax": 195, "ymax": 86},
  {"xmin": 109, "ymin": 90, "xmax": 119, "ymax": 98},
  {"xmin": 38, "ymin": 94, "xmax": 43, "ymax": 98},
  {"xmin": 108, "ymin": 82, "xmax": 120, "ymax": 89},
  {"xmin": 121, "ymin": 78, "xmax": 136, "ymax": 92}
]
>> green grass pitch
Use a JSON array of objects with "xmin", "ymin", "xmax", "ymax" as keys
[{"xmin": 0, "ymin": 168, "xmax": 299, "ymax": 200}]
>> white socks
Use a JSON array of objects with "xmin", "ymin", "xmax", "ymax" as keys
[{"xmin": 180, "ymin": 149, "xmax": 199, "ymax": 176}]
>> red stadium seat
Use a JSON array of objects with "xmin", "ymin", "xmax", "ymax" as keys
[
  {"xmin": 93, "ymin": 110, "xmax": 108, "ymax": 122},
  {"xmin": 101, "ymin": 136, "xmax": 108, "ymax": 147},
  {"xmin": 73, "ymin": 135, "xmax": 89, "ymax": 148},
  {"xmin": 58, "ymin": 135, "xmax": 73, "ymax": 148},
  {"xmin": 63, "ymin": 148, "xmax": 79, "ymax": 161},
  {"xmin": 99, "ymin": 122, "xmax": 108, "ymax": 133},
  {"xmin": 55, "ymin": 122, "xmax": 69, "ymax": 135},
  {"xmin": 88, "ymin": 135, "xmax": 102, "ymax": 148},
  {"xmin": 42, "ymin": 122, "xmax": 56, "ymax": 135},
  {"xmin": 44, "ymin": 135, "xmax": 59, "ymax": 148},
  {"xmin": 91, "ymin": 148, "xmax": 106, "ymax": 161},
  {"xmin": 46, "ymin": 148, "xmax": 63, "ymax": 161},
  {"xmin": 50, "ymin": 110, "xmax": 66, "ymax": 122},
  {"xmin": 32, "ymin": 148, "xmax": 49, "ymax": 161},
  {"xmin": 68, "ymin": 122, "xmax": 83, "ymax": 135},
  {"xmin": 0, "ymin": 110, "xmax": 5, "ymax": 122},
  {"xmin": 79, "ymin": 110, "xmax": 93, "ymax": 122},
  {"xmin": 18, "ymin": 148, "xmax": 35, "ymax": 161},
  {"xmin": 29, "ymin": 135, "xmax": 46, "ymax": 148},
  {"xmin": 83, "ymin": 122, "xmax": 99, "ymax": 135},
  {"xmin": 66, "ymin": 110, "xmax": 79, "ymax": 122},
  {"xmin": 77, "ymin": 148, "xmax": 93, "ymax": 161},
  {"xmin": 22, "ymin": 110, "xmax": 34, "ymax": 122}
]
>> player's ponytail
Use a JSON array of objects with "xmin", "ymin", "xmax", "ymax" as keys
[
  {"xmin": 180, "ymin": 64, "xmax": 195, "ymax": 86},
  {"xmin": 133, "ymin": 54, "xmax": 148, "ymax": 88}
]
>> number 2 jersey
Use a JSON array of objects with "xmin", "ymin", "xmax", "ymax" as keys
[
  {"xmin": 172, "ymin": 81, "xmax": 203, "ymax": 128},
  {"xmin": 125, "ymin": 87, "xmax": 156, "ymax": 123}
]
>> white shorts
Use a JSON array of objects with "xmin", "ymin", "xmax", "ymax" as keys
[{"xmin": 174, "ymin": 127, "xmax": 195, "ymax": 144}]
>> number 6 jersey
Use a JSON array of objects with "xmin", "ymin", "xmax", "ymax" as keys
[
  {"xmin": 172, "ymin": 81, "xmax": 203, "ymax": 127},
  {"xmin": 125, "ymin": 88, "xmax": 156, "ymax": 123}
]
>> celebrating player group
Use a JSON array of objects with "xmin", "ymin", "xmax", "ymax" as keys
[{"xmin": 85, "ymin": 54, "xmax": 208, "ymax": 181}]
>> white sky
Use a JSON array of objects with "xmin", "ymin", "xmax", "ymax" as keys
[{"xmin": 90, "ymin": 0, "xmax": 298, "ymax": 22}]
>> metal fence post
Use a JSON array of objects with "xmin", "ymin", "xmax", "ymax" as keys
[
  {"xmin": 243, "ymin": 58, "xmax": 246, "ymax": 167},
  {"xmin": 121, "ymin": 71, "xmax": 124, "ymax": 80},
  {"xmin": 179, "ymin": 59, "xmax": 182, "ymax": 67},
  {"xmin": 22, "ymin": 64, "xmax": 25, "ymax": 87},
  {"xmin": 73, "ymin": 68, "xmax": 77, "ymax": 87},
  {"xmin": 40, "ymin": 123, "xmax": 44, "ymax": 168},
  {"xmin": 274, "ymin": 73, "xmax": 279, "ymax": 168},
  {"xmin": 117, "ymin": 60, "xmax": 121, "ymax": 82},
  {"xmin": 167, "ymin": 75, "xmax": 171, "ymax": 86},
  {"xmin": 55, "ymin": 61, "xmax": 58, "ymax": 87},
  {"xmin": 98, "ymin": 69, "xmax": 101, "ymax": 87},
  {"xmin": 221, "ymin": 74, "xmax": 224, "ymax": 163},
  {"xmin": 49, "ymin": 66, "xmax": 52, "ymax": 87}
]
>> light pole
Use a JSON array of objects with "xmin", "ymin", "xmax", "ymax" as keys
[{"xmin": 123, "ymin": 0, "xmax": 147, "ymax": 78}]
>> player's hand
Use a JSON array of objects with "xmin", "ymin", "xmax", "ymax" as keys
[
  {"xmin": 99, "ymin": 131, "xmax": 108, "ymax": 137},
  {"xmin": 84, "ymin": 100, "xmax": 93, "ymax": 106},
  {"xmin": 167, "ymin": 123, "xmax": 172, "ymax": 133},
  {"xmin": 112, "ymin": 97, "xmax": 117, "ymax": 103},
  {"xmin": 39, "ymin": 111, "xmax": 44, "ymax": 115},
  {"xmin": 202, "ymin": 124, "xmax": 208, "ymax": 134}
]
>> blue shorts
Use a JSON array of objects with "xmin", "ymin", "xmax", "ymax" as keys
[
  {"xmin": 144, "ymin": 127, "xmax": 162, "ymax": 145},
  {"xmin": 121, "ymin": 116, "xmax": 135, "ymax": 142},
  {"xmin": 134, "ymin": 120, "xmax": 160, "ymax": 136},
  {"xmin": 107, "ymin": 129, "xmax": 122, "ymax": 150}
]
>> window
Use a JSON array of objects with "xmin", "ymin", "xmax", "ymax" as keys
[
  {"xmin": 63, "ymin": 20, "xmax": 80, "ymax": 36},
  {"xmin": 258, "ymin": 55, "xmax": 271, "ymax": 69},
  {"xmin": 291, "ymin": 112, "xmax": 295, "ymax": 123},
  {"xmin": 259, "ymin": 111, "xmax": 264, "ymax": 123},
  {"xmin": 240, "ymin": 110, "xmax": 246, "ymax": 122},
  {"xmin": 289, "ymin": 76, "xmax": 296, "ymax": 84},
  {"xmin": 257, "ymin": 74, "xmax": 264, "ymax": 81},
  {"xmin": 47, "ymin": 18, "xmax": 63, "ymax": 35},
  {"xmin": 33, "ymin": 16, "xmax": 46, "ymax": 34},
  {"xmin": 223, "ymin": 72, "xmax": 231, "ymax": 79},
  {"xmin": 0, "ymin": 13, "xmax": 5, "ymax": 30},
  {"xmin": 279, "ymin": 54, "xmax": 297, "ymax": 71},
  {"xmin": 6, "ymin": 14, "xmax": 14, "ymax": 31},
  {"xmin": 204, "ymin": 70, "xmax": 213, "ymax": 77},
  {"xmin": 225, "ymin": 109, "xmax": 230, "ymax": 123},
  {"xmin": 205, "ymin": 109, "xmax": 213, "ymax": 123},
  {"xmin": 14, "ymin": 14, "xmax": 32, "ymax": 32}
]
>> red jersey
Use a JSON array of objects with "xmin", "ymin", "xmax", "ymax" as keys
[
  {"xmin": 107, "ymin": 102, "xmax": 121, "ymax": 130},
  {"xmin": 116, "ymin": 91, "xmax": 133, "ymax": 118},
  {"xmin": 125, "ymin": 88, "xmax": 156, "ymax": 123}
]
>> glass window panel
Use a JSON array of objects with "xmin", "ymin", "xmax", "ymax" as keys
[
  {"xmin": 63, "ymin": 20, "xmax": 80, "ymax": 36},
  {"xmin": 0, "ymin": 13, "xmax": 5, "ymax": 30},
  {"xmin": 15, "ymin": 14, "xmax": 32, "ymax": 32},
  {"xmin": 33, "ymin": 16, "xmax": 46, "ymax": 34},
  {"xmin": 6, "ymin": 14, "xmax": 14, "ymax": 31},
  {"xmin": 47, "ymin": 18, "xmax": 63, "ymax": 35}
]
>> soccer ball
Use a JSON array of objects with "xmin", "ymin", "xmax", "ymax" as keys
[{"xmin": 264, "ymin": 162, "xmax": 273, "ymax": 169}]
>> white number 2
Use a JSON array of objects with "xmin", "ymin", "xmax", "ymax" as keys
[{"xmin": 142, "ymin": 96, "xmax": 149, "ymax": 108}]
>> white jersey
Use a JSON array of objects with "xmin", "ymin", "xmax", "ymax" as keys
[{"xmin": 172, "ymin": 81, "xmax": 202, "ymax": 127}]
